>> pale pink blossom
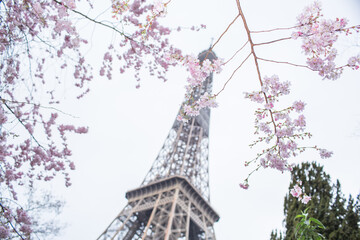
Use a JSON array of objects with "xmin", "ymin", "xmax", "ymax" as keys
[
  {"xmin": 319, "ymin": 149, "xmax": 333, "ymax": 159},
  {"xmin": 290, "ymin": 184, "xmax": 303, "ymax": 198},
  {"xmin": 0, "ymin": 226, "xmax": 9, "ymax": 239},
  {"xmin": 302, "ymin": 195, "xmax": 312, "ymax": 204},
  {"xmin": 293, "ymin": 101, "xmax": 306, "ymax": 112}
]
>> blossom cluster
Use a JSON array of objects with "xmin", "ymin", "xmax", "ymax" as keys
[
  {"xmin": 170, "ymin": 54, "xmax": 223, "ymax": 122},
  {"xmin": 348, "ymin": 55, "xmax": 360, "ymax": 70},
  {"xmin": 0, "ymin": 204, "xmax": 33, "ymax": 239},
  {"xmin": 1, "ymin": 0, "xmax": 90, "ymax": 237},
  {"xmin": 112, "ymin": 0, "xmax": 131, "ymax": 15},
  {"xmin": 290, "ymin": 181, "xmax": 312, "ymax": 204},
  {"xmin": 292, "ymin": 1, "xmax": 360, "ymax": 80},
  {"xmin": 104, "ymin": 0, "xmax": 180, "ymax": 85},
  {"xmin": 241, "ymin": 75, "xmax": 332, "ymax": 189}
]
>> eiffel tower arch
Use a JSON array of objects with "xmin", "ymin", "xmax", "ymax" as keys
[{"xmin": 97, "ymin": 50, "xmax": 220, "ymax": 240}]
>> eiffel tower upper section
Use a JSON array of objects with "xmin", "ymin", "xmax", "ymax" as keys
[{"xmin": 141, "ymin": 50, "xmax": 217, "ymax": 201}]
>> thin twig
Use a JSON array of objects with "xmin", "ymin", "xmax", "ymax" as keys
[
  {"xmin": 211, "ymin": 14, "xmax": 240, "ymax": 51},
  {"xmin": 251, "ymin": 26, "xmax": 298, "ymax": 33},
  {"xmin": 257, "ymin": 57, "xmax": 311, "ymax": 69},
  {"xmin": 202, "ymin": 14, "xmax": 241, "ymax": 62},
  {"xmin": 254, "ymin": 37, "xmax": 292, "ymax": 46},
  {"xmin": 215, "ymin": 52, "xmax": 251, "ymax": 96},
  {"xmin": 224, "ymin": 40, "xmax": 249, "ymax": 65},
  {"xmin": 1, "ymin": 98, "xmax": 79, "ymax": 118}
]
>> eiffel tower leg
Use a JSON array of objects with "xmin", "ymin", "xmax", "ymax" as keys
[
  {"xmin": 164, "ymin": 188, "xmax": 180, "ymax": 240},
  {"xmin": 140, "ymin": 194, "xmax": 161, "ymax": 240}
]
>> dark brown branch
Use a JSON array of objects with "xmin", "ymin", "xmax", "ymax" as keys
[
  {"xmin": 0, "ymin": 202, "xmax": 26, "ymax": 240},
  {"xmin": 52, "ymin": 0, "xmax": 134, "ymax": 42},
  {"xmin": 1, "ymin": 98, "xmax": 45, "ymax": 149}
]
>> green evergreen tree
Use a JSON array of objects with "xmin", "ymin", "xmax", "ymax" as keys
[
  {"xmin": 270, "ymin": 229, "xmax": 283, "ymax": 240},
  {"xmin": 271, "ymin": 162, "xmax": 360, "ymax": 240}
]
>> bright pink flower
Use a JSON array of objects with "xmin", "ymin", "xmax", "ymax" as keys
[{"xmin": 239, "ymin": 182, "xmax": 249, "ymax": 190}]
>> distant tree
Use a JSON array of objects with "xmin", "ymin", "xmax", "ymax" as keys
[
  {"xmin": 271, "ymin": 162, "xmax": 360, "ymax": 240},
  {"xmin": 24, "ymin": 189, "xmax": 65, "ymax": 240},
  {"xmin": 0, "ymin": 188, "xmax": 65, "ymax": 240}
]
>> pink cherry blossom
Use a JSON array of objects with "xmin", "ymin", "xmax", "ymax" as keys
[
  {"xmin": 293, "ymin": 101, "xmax": 306, "ymax": 113},
  {"xmin": 239, "ymin": 182, "xmax": 249, "ymax": 189},
  {"xmin": 319, "ymin": 149, "xmax": 333, "ymax": 159},
  {"xmin": 302, "ymin": 195, "xmax": 312, "ymax": 204},
  {"xmin": 290, "ymin": 184, "xmax": 303, "ymax": 198},
  {"xmin": 290, "ymin": 182, "xmax": 311, "ymax": 204}
]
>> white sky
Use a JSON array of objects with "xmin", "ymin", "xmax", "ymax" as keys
[{"xmin": 46, "ymin": 0, "xmax": 360, "ymax": 239}]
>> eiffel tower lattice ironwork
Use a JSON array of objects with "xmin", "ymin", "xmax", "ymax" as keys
[{"xmin": 97, "ymin": 50, "xmax": 220, "ymax": 240}]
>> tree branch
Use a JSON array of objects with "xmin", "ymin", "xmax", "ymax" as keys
[
  {"xmin": 224, "ymin": 40, "xmax": 249, "ymax": 65},
  {"xmin": 1, "ymin": 98, "xmax": 45, "ymax": 149},
  {"xmin": 215, "ymin": 52, "xmax": 251, "ymax": 96},
  {"xmin": 257, "ymin": 57, "xmax": 311, "ymax": 69},
  {"xmin": 254, "ymin": 37, "xmax": 292, "ymax": 46}
]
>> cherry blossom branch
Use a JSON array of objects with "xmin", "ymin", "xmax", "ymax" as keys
[
  {"xmin": 52, "ymin": 0, "xmax": 135, "ymax": 42},
  {"xmin": 236, "ymin": 0, "xmax": 278, "ymax": 136},
  {"xmin": 0, "ymin": 202, "xmax": 25, "ymax": 240},
  {"xmin": 1, "ymin": 98, "xmax": 45, "ymax": 149},
  {"xmin": 236, "ymin": 0, "xmax": 262, "ymax": 86}
]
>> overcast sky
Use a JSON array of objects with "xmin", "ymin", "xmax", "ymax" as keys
[{"xmin": 46, "ymin": 0, "xmax": 360, "ymax": 239}]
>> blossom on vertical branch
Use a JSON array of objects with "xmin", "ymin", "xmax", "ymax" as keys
[
  {"xmin": 0, "ymin": 0, "xmax": 92, "ymax": 238},
  {"xmin": 243, "ymin": 75, "xmax": 332, "ymax": 186}
]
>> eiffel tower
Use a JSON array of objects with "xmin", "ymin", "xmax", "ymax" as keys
[{"xmin": 97, "ymin": 50, "xmax": 220, "ymax": 240}]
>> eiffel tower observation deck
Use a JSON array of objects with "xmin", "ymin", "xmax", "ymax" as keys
[{"xmin": 97, "ymin": 49, "xmax": 220, "ymax": 240}]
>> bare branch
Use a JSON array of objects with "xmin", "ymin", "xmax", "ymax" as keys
[
  {"xmin": 215, "ymin": 52, "xmax": 251, "ymax": 96},
  {"xmin": 254, "ymin": 37, "xmax": 292, "ymax": 46},
  {"xmin": 251, "ymin": 26, "xmax": 298, "ymax": 33},
  {"xmin": 224, "ymin": 40, "xmax": 249, "ymax": 65},
  {"xmin": 257, "ymin": 57, "xmax": 311, "ymax": 69},
  {"xmin": 202, "ymin": 14, "xmax": 241, "ymax": 62}
]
